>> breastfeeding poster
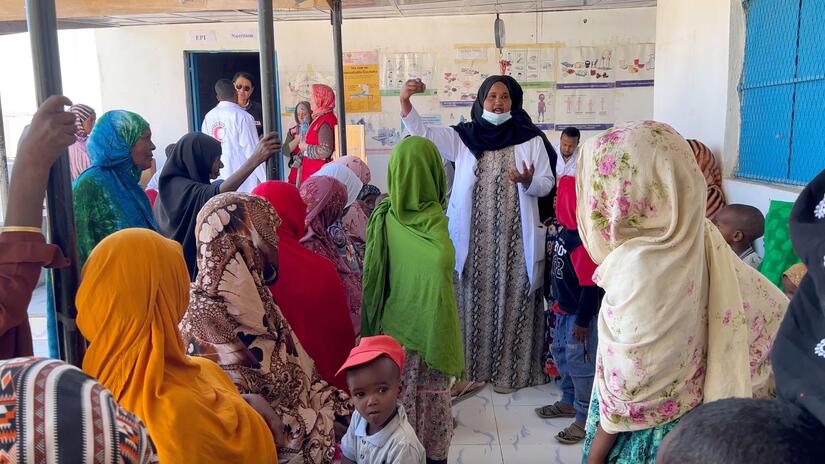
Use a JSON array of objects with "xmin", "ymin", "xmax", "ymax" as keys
[{"xmin": 343, "ymin": 51, "xmax": 382, "ymax": 113}]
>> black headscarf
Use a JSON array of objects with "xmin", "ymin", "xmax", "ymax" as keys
[
  {"xmin": 153, "ymin": 133, "xmax": 223, "ymax": 279},
  {"xmin": 772, "ymin": 167, "xmax": 825, "ymax": 426},
  {"xmin": 452, "ymin": 75, "xmax": 557, "ymax": 221}
]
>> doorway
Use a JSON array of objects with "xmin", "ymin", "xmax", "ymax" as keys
[{"xmin": 184, "ymin": 50, "xmax": 282, "ymax": 136}]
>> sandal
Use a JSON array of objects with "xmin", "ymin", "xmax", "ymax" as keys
[
  {"xmin": 451, "ymin": 380, "xmax": 486, "ymax": 404},
  {"xmin": 555, "ymin": 422, "xmax": 586, "ymax": 444},
  {"xmin": 535, "ymin": 402, "xmax": 576, "ymax": 419},
  {"xmin": 492, "ymin": 385, "xmax": 517, "ymax": 394}
]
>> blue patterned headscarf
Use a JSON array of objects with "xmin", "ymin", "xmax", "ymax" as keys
[{"xmin": 73, "ymin": 110, "xmax": 158, "ymax": 266}]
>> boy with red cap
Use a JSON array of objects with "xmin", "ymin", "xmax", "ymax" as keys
[{"xmin": 338, "ymin": 335, "xmax": 425, "ymax": 464}]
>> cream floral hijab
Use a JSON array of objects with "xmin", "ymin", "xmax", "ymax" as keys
[{"xmin": 576, "ymin": 121, "xmax": 788, "ymax": 434}]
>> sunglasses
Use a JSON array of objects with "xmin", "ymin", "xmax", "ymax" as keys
[{"xmin": 235, "ymin": 84, "xmax": 252, "ymax": 92}]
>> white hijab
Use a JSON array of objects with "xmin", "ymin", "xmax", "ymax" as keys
[{"xmin": 312, "ymin": 162, "xmax": 363, "ymax": 208}]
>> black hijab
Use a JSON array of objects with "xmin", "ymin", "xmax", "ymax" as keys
[
  {"xmin": 452, "ymin": 75, "xmax": 558, "ymax": 220},
  {"xmin": 153, "ymin": 133, "xmax": 223, "ymax": 279},
  {"xmin": 772, "ymin": 167, "xmax": 825, "ymax": 426}
]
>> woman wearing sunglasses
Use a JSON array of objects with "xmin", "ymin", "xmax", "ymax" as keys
[{"xmin": 233, "ymin": 71, "xmax": 264, "ymax": 137}]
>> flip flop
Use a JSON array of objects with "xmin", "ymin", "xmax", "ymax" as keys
[
  {"xmin": 555, "ymin": 422, "xmax": 586, "ymax": 445},
  {"xmin": 535, "ymin": 402, "xmax": 576, "ymax": 419},
  {"xmin": 451, "ymin": 380, "xmax": 486, "ymax": 404}
]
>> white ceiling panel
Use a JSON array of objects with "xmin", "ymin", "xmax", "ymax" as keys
[{"xmin": 2, "ymin": 0, "xmax": 655, "ymax": 32}]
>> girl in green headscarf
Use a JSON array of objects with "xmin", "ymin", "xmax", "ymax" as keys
[{"xmin": 361, "ymin": 136, "xmax": 464, "ymax": 464}]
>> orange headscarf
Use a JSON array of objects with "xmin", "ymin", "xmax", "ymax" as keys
[{"xmin": 76, "ymin": 228, "xmax": 276, "ymax": 464}]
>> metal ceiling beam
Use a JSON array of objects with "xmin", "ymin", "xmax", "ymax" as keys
[{"xmin": 1, "ymin": 1, "xmax": 326, "ymax": 22}]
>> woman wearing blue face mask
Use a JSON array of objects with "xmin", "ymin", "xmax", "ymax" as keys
[{"xmin": 399, "ymin": 76, "xmax": 558, "ymax": 394}]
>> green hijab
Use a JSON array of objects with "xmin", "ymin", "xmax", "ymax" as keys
[{"xmin": 361, "ymin": 136, "xmax": 464, "ymax": 377}]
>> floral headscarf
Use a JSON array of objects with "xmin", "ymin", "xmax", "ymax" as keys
[
  {"xmin": 182, "ymin": 192, "xmax": 351, "ymax": 463},
  {"xmin": 577, "ymin": 121, "xmax": 788, "ymax": 433}
]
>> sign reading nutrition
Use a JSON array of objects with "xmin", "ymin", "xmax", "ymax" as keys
[{"xmin": 343, "ymin": 52, "xmax": 382, "ymax": 113}]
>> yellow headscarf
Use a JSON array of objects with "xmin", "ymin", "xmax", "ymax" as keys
[
  {"xmin": 77, "ymin": 228, "xmax": 276, "ymax": 464},
  {"xmin": 577, "ymin": 121, "xmax": 788, "ymax": 434}
]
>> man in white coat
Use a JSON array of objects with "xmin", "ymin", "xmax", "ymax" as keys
[{"xmin": 201, "ymin": 78, "xmax": 265, "ymax": 193}]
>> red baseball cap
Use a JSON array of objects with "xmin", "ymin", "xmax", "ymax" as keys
[{"xmin": 336, "ymin": 335, "xmax": 405, "ymax": 376}]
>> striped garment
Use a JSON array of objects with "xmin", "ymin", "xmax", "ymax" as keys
[
  {"xmin": 687, "ymin": 139, "xmax": 727, "ymax": 219},
  {"xmin": 69, "ymin": 104, "xmax": 95, "ymax": 181},
  {"xmin": 0, "ymin": 357, "xmax": 157, "ymax": 464}
]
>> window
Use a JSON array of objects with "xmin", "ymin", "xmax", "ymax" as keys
[{"xmin": 737, "ymin": 0, "xmax": 825, "ymax": 185}]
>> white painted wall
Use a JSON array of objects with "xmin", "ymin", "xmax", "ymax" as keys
[
  {"xmin": 653, "ymin": 0, "xmax": 733, "ymax": 160},
  {"xmin": 0, "ymin": 29, "xmax": 101, "ymax": 160},
  {"xmin": 653, "ymin": 0, "xmax": 802, "ymax": 240},
  {"xmin": 91, "ymin": 7, "xmax": 656, "ymax": 189}
]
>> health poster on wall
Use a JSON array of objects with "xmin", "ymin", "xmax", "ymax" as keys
[
  {"xmin": 554, "ymin": 88, "xmax": 614, "ymax": 131},
  {"xmin": 346, "ymin": 112, "xmax": 403, "ymax": 150},
  {"xmin": 440, "ymin": 44, "xmax": 493, "ymax": 107},
  {"xmin": 523, "ymin": 87, "xmax": 555, "ymax": 131},
  {"xmin": 380, "ymin": 52, "xmax": 436, "ymax": 95},
  {"xmin": 454, "ymin": 44, "xmax": 490, "ymax": 63},
  {"xmin": 557, "ymin": 46, "xmax": 616, "ymax": 89},
  {"xmin": 283, "ymin": 65, "xmax": 333, "ymax": 110},
  {"xmin": 343, "ymin": 51, "xmax": 382, "ymax": 113},
  {"xmin": 614, "ymin": 43, "xmax": 655, "ymax": 87},
  {"xmin": 500, "ymin": 46, "xmax": 555, "ymax": 84}
]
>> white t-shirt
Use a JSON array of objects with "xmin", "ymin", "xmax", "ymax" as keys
[
  {"xmin": 201, "ymin": 101, "xmax": 264, "ymax": 193},
  {"xmin": 341, "ymin": 405, "xmax": 425, "ymax": 464}
]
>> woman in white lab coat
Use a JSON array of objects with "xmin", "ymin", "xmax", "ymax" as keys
[{"xmin": 399, "ymin": 76, "xmax": 557, "ymax": 392}]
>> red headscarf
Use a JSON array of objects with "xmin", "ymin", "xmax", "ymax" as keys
[
  {"xmin": 311, "ymin": 84, "xmax": 336, "ymax": 119},
  {"xmin": 251, "ymin": 181, "xmax": 355, "ymax": 390}
]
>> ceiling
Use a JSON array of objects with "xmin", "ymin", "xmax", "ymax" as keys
[{"xmin": 0, "ymin": 0, "xmax": 655, "ymax": 34}]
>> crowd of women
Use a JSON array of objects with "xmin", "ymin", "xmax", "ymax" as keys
[{"xmin": 0, "ymin": 67, "xmax": 823, "ymax": 464}]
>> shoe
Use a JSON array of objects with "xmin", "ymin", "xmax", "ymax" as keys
[{"xmin": 492, "ymin": 385, "xmax": 517, "ymax": 394}]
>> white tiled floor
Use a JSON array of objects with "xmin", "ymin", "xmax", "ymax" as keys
[{"xmin": 450, "ymin": 383, "xmax": 584, "ymax": 464}]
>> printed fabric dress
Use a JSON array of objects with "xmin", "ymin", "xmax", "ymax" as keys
[
  {"xmin": 0, "ymin": 357, "xmax": 157, "ymax": 464},
  {"xmin": 456, "ymin": 146, "xmax": 547, "ymax": 389},
  {"xmin": 181, "ymin": 193, "xmax": 352, "ymax": 464}
]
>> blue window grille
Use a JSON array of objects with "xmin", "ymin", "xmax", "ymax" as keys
[{"xmin": 737, "ymin": 0, "xmax": 825, "ymax": 186}]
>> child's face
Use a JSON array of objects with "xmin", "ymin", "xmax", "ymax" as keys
[
  {"xmin": 362, "ymin": 194, "xmax": 380, "ymax": 213},
  {"xmin": 711, "ymin": 210, "xmax": 743, "ymax": 246},
  {"xmin": 347, "ymin": 357, "xmax": 402, "ymax": 432}
]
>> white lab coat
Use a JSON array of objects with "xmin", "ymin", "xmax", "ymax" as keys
[
  {"xmin": 553, "ymin": 143, "xmax": 579, "ymax": 177},
  {"xmin": 201, "ymin": 101, "xmax": 264, "ymax": 193},
  {"xmin": 402, "ymin": 107, "xmax": 555, "ymax": 291}
]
